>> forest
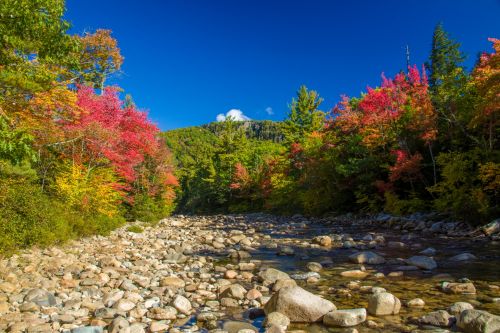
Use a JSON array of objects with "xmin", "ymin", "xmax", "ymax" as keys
[
  {"xmin": 0, "ymin": 0, "xmax": 498, "ymax": 255},
  {"xmin": 165, "ymin": 29, "xmax": 499, "ymax": 223}
]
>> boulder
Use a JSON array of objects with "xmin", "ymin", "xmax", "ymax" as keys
[
  {"xmin": 448, "ymin": 302, "xmax": 474, "ymax": 316},
  {"xmin": 323, "ymin": 308, "xmax": 367, "ymax": 327},
  {"xmin": 222, "ymin": 321, "xmax": 258, "ymax": 333},
  {"xmin": 159, "ymin": 276, "xmax": 185, "ymax": 288},
  {"xmin": 457, "ymin": 309, "xmax": 500, "ymax": 333},
  {"xmin": 482, "ymin": 219, "xmax": 500, "ymax": 236},
  {"xmin": 405, "ymin": 256, "xmax": 437, "ymax": 270},
  {"xmin": 442, "ymin": 282, "xmax": 476, "ymax": 294},
  {"xmin": 264, "ymin": 286, "xmax": 336, "ymax": 322},
  {"xmin": 264, "ymin": 312, "xmax": 290, "ymax": 329},
  {"xmin": 272, "ymin": 279, "xmax": 297, "ymax": 292},
  {"xmin": 340, "ymin": 270, "xmax": 368, "ymax": 278},
  {"xmin": 348, "ymin": 251, "xmax": 385, "ymax": 265},
  {"xmin": 259, "ymin": 268, "xmax": 290, "ymax": 283},
  {"xmin": 24, "ymin": 288, "xmax": 56, "ymax": 307},
  {"xmin": 220, "ymin": 284, "xmax": 247, "ymax": 300},
  {"xmin": 367, "ymin": 292, "xmax": 401, "ymax": 315},
  {"xmin": 312, "ymin": 236, "xmax": 332, "ymax": 247},
  {"xmin": 419, "ymin": 310, "xmax": 454, "ymax": 327},
  {"xmin": 406, "ymin": 298, "xmax": 425, "ymax": 308},
  {"xmin": 172, "ymin": 295, "xmax": 192, "ymax": 314}
]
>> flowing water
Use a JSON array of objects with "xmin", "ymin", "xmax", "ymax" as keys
[{"xmin": 210, "ymin": 219, "xmax": 500, "ymax": 333}]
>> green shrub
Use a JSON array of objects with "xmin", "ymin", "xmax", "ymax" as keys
[
  {"xmin": 0, "ymin": 178, "xmax": 124, "ymax": 256},
  {"xmin": 127, "ymin": 194, "xmax": 174, "ymax": 223},
  {"xmin": 126, "ymin": 225, "xmax": 143, "ymax": 233},
  {"xmin": 0, "ymin": 178, "xmax": 74, "ymax": 255}
]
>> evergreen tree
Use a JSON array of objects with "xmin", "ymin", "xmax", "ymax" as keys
[
  {"xmin": 427, "ymin": 23, "xmax": 471, "ymax": 149},
  {"xmin": 282, "ymin": 85, "xmax": 325, "ymax": 144}
]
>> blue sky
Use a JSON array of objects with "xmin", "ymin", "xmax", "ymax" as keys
[{"xmin": 65, "ymin": 0, "xmax": 499, "ymax": 130}]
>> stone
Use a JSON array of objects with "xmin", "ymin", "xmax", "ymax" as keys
[
  {"xmin": 129, "ymin": 323, "xmax": 146, "ymax": 333},
  {"xmin": 20, "ymin": 301, "xmax": 39, "ymax": 312},
  {"xmin": 147, "ymin": 306, "xmax": 177, "ymax": 320},
  {"xmin": 264, "ymin": 312, "xmax": 290, "ymax": 329},
  {"xmin": 349, "ymin": 251, "xmax": 385, "ymax": 265},
  {"xmin": 71, "ymin": 327, "xmax": 104, "ymax": 333},
  {"xmin": 149, "ymin": 321, "xmax": 169, "ymax": 332},
  {"xmin": 225, "ymin": 270, "xmax": 238, "ymax": 279},
  {"xmin": 0, "ymin": 282, "xmax": 16, "ymax": 293},
  {"xmin": 442, "ymin": 282, "xmax": 476, "ymax": 294},
  {"xmin": 103, "ymin": 290, "xmax": 124, "ymax": 307},
  {"xmin": 387, "ymin": 241, "xmax": 406, "ymax": 249},
  {"xmin": 259, "ymin": 268, "xmax": 290, "ymax": 283},
  {"xmin": 419, "ymin": 310, "xmax": 454, "ymax": 327},
  {"xmin": 277, "ymin": 246, "xmax": 294, "ymax": 256},
  {"xmin": 246, "ymin": 289, "xmax": 262, "ymax": 300},
  {"xmin": 221, "ymin": 298, "xmax": 239, "ymax": 307},
  {"xmin": 0, "ymin": 301, "xmax": 9, "ymax": 314},
  {"xmin": 238, "ymin": 262, "xmax": 255, "ymax": 271},
  {"xmin": 108, "ymin": 316, "xmax": 129, "ymax": 333},
  {"xmin": 420, "ymin": 247, "xmax": 437, "ymax": 256},
  {"xmin": 312, "ymin": 236, "xmax": 332, "ymax": 247},
  {"xmin": 160, "ymin": 276, "xmax": 185, "ymax": 288},
  {"xmin": 222, "ymin": 321, "xmax": 258, "ymax": 333},
  {"xmin": 323, "ymin": 308, "xmax": 366, "ymax": 327},
  {"xmin": 306, "ymin": 262, "xmax": 322, "ymax": 272},
  {"xmin": 172, "ymin": 295, "xmax": 192, "ymax": 314},
  {"xmin": 24, "ymin": 288, "xmax": 56, "ymax": 307},
  {"xmin": 367, "ymin": 292, "xmax": 401, "ymax": 315},
  {"xmin": 407, "ymin": 298, "xmax": 425, "ymax": 308},
  {"xmin": 264, "ymin": 324, "xmax": 285, "ymax": 333},
  {"xmin": 272, "ymin": 279, "xmax": 297, "ymax": 291},
  {"xmin": 457, "ymin": 309, "xmax": 500, "ymax": 333},
  {"xmin": 449, "ymin": 253, "xmax": 477, "ymax": 261},
  {"xmin": 340, "ymin": 270, "xmax": 368, "ymax": 278},
  {"xmin": 482, "ymin": 219, "xmax": 500, "ymax": 236},
  {"xmin": 290, "ymin": 272, "xmax": 320, "ymax": 280},
  {"xmin": 264, "ymin": 286, "xmax": 336, "ymax": 322},
  {"xmin": 405, "ymin": 256, "xmax": 437, "ymax": 270},
  {"xmin": 448, "ymin": 302, "xmax": 474, "ymax": 316},
  {"xmin": 113, "ymin": 299, "xmax": 136, "ymax": 312},
  {"xmin": 220, "ymin": 284, "xmax": 247, "ymax": 300}
]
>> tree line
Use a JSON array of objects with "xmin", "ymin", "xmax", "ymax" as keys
[{"xmin": 166, "ymin": 25, "xmax": 498, "ymax": 224}]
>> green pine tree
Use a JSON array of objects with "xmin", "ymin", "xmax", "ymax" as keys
[{"xmin": 282, "ymin": 85, "xmax": 325, "ymax": 144}]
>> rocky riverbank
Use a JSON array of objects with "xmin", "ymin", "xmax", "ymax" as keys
[{"xmin": 0, "ymin": 214, "xmax": 499, "ymax": 333}]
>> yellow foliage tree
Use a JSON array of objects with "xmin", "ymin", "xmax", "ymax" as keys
[{"xmin": 55, "ymin": 162, "xmax": 124, "ymax": 217}]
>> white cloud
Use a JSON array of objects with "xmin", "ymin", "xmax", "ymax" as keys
[
  {"xmin": 265, "ymin": 106, "xmax": 274, "ymax": 115},
  {"xmin": 216, "ymin": 109, "xmax": 251, "ymax": 122}
]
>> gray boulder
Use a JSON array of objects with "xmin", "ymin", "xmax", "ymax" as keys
[
  {"xmin": 405, "ymin": 256, "xmax": 437, "ymax": 270},
  {"xmin": 258, "ymin": 268, "xmax": 290, "ymax": 283},
  {"xmin": 323, "ymin": 308, "xmax": 366, "ymax": 327},
  {"xmin": 419, "ymin": 310, "xmax": 454, "ymax": 327},
  {"xmin": 264, "ymin": 286, "xmax": 336, "ymax": 322},
  {"xmin": 457, "ymin": 309, "xmax": 500, "ymax": 333},
  {"xmin": 348, "ymin": 251, "xmax": 385, "ymax": 264},
  {"xmin": 367, "ymin": 292, "xmax": 401, "ymax": 315},
  {"xmin": 24, "ymin": 289, "xmax": 56, "ymax": 307}
]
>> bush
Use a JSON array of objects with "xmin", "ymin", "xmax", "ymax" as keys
[
  {"xmin": 126, "ymin": 225, "xmax": 143, "ymax": 233},
  {"xmin": 0, "ymin": 179, "xmax": 74, "ymax": 255},
  {"xmin": 0, "ymin": 178, "xmax": 124, "ymax": 256},
  {"xmin": 127, "ymin": 194, "xmax": 174, "ymax": 223}
]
